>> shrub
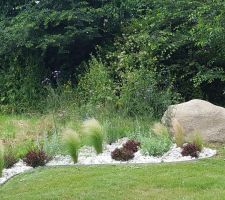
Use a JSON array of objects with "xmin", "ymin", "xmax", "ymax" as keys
[
  {"xmin": 82, "ymin": 118, "xmax": 104, "ymax": 154},
  {"xmin": 77, "ymin": 57, "xmax": 115, "ymax": 106},
  {"xmin": 63, "ymin": 129, "xmax": 81, "ymax": 164},
  {"xmin": 111, "ymin": 148, "xmax": 134, "ymax": 161},
  {"xmin": 123, "ymin": 140, "xmax": 140, "ymax": 153},
  {"xmin": 0, "ymin": 142, "xmax": 4, "ymax": 177},
  {"xmin": 140, "ymin": 134, "xmax": 172, "ymax": 157},
  {"xmin": 23, "ymin": 149, "xmax": 48, "ymax": 168},
  {"xmin": 118, "ymin": 67, "xmax": 175, "ymax": 117},
  {"xmin": 172, "ymin": 119, "xmax": 185, "ymax": 148},
  {"xmin": 181, "ymin": 143, "xmax": 200, "ymax": 158}
]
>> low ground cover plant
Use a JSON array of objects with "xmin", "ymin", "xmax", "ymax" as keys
[{"xmin": 140, "ymin": 123, "xmax": 172, "ymax": 156}]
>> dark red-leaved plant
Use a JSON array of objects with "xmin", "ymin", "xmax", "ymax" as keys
[
  {"xmin": 111, "ymin": 147, "xmax": 134, "ymax": 161},
  {"xmin": 23, "ymin": 149, "xmax": 48, "ymax": 168},
  {"xmin": 181, "ymin": 143, "xmax": 200, "ymax": 158},
  {"xmin": 123, "ymin": 140, "xmax": 141, "ymax": 153}
]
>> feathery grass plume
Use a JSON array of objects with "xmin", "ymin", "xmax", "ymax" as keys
[
  {"xmin": 63, "ymin": 129, "xmax": 81, "ymax": 163},
  {"xmin": 0, "ymin": 140, "xmax": 4, "ymax": 177},
  {"xmin": 172, "ymin": 119, "xmax": 185, "ymax": 148},
  {"xmin": 152, "ymin": 122, "xmax": 169, "ymax": 137},
  {"xmin": 82, "ymin": 118, "xmax": 104, "ymax": 154},
  {"xmin": 191, "ymin": 131, "xmax": 203, "ymax": 151}
]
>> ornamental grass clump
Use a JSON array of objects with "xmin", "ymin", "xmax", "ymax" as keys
[
  {"xmin": 4, "ymin": 150, "xmax": 18, "ymax": 169},
  {"xmin": 152, "ymin": 122, "xmax": 169, "ymax": 137},
  {"xmin": 82, "ymin": 118, "xmax": 104, "ymax": 154},
  {"xmin": 191, "ymin": 131, "xmax": 203, "ymax": 151},
  {"xmin": 172, "ymin": 119, "xmax": 185, "ymax": 148},
  {"xmin": 63, "ymin": 129, "xmax": 81, "ymax": 163},
  {"xmin": 0, "ymin": 141, "xmax": 4, "ymax": 177}
]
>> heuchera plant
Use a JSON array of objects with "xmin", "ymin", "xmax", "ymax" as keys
[
  {"xmin": 23, "ymin": 149, "xmax": 48, "ymax": 168},
  {"xmin": 123, "ymin": 140, "xmax": 141, "ymax": 153},
  {"xmin": 111, "ymin": 148, "xmax": 134, "ymax": 161},
  {"xmin": 181, "ymin": 143, "xmax": 200, "ymax": 158}
]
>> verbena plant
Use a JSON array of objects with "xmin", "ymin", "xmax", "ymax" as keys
[
  {"xmin": 63, "ymin": 129, "xmax": 81, "ymax": 163},
  {"xmin": 172, "ymin": 119, "xmax": 185, "ymax": 148},
  {"xmin": 82, "ymin": 118, "xmax": 104, "ymax": 154}
]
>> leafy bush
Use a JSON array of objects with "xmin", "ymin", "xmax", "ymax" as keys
[
  {"xmin": 0, "ymin": 142, "xmax": 4, "ymax": 177},
  {"xmin": 181, "ymin": 143, "xmax": 200, "ymax": 158},
  {"xmin": 23, "ymin": 149, "xmax": 48, "ymax": 168},
  {"xmin": 140, "ymin": 134, "xmax": 172, "ymax": 157},
  {"xmin": 172, "ymin": 119, "xmax": 185, "ymax": 148},
  {"xmin": 82, "ymin": 118, "xmax": 104, "ymax": 154},
  {"xmin": 111, "ymin": 148, "xmax": 134, "ymax": 161},
  {"xmin": 77, "ymin": 58, "xmax": 115, "ymax": 106},
  {"xmin": 63, "ymin": 129, "xmax": 81, "ymax": 164},
  {"xmin": 123, "ymin": 140, "xmax": 140, "ymax": 153},
  {"xmin": 118, "ymin": 67, "xmax": 175, "ymax": 117}
]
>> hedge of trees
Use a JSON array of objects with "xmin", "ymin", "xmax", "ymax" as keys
[{"xmin": 0, "ymin": 0, "xmax": 225, "ymax": 115}]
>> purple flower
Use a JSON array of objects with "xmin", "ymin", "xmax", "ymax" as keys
[{"xmin": 42, "ymin": 78, "xmax": 50, "ymax": 85}]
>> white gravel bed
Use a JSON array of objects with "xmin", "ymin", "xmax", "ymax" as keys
[
  {"xmin": 0, "ymin": 138, "xmax": 217, "ymax": 185},
  {"xmin": 0, "ymin": 160, "xmax": 32, "ymax": 185}
]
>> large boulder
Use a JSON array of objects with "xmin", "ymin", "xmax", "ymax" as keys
[{"xmin": 162, "ymin": 99, "xmax": 225, "ymax": 143}]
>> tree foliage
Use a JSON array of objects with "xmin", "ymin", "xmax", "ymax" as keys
[{"xmin": 1, "ymin": 0, "xmax": 225, "ymax": 113}]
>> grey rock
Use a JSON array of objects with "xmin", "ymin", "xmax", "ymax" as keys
[{"xmin": 162, "ymin": 99, "xmax": 225, "ymax": 143}]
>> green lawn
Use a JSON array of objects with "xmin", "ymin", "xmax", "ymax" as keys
[{"xmin": 1, "ymin": 148, "xmax": 225, "ymax": 200}]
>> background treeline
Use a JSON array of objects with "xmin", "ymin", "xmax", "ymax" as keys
[{"xmin": 0, "ymin": 0, "xmax": 225, "ymax": 117}]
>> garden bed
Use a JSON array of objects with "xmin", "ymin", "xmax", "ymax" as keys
[{"xmin": 0, "ymin": 138, "xmax": 216, "ymax": 185}]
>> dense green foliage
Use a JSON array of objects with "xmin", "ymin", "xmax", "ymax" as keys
[{"xmin": 1, "ymin": 0, "xmax": 225, "ymax": 116}]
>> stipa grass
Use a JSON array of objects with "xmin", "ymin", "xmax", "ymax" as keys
[
  {"xmin": 82, "ymin": 118, "xmax": 104, "ymax": 154},
  {"xmin": 172, "ymin": 119, "xmax": 185, "ymax": 148},
  {"xmin": 152, "ymin": 123, "xmax": 169, "ymax": 137},
  {"xmin": 63, "ymin": 129, "xmax": 81, "ymax": 163},
  {"xmin": 191, "ymin": 131, "xmax": 203, "ymax": 151}
]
